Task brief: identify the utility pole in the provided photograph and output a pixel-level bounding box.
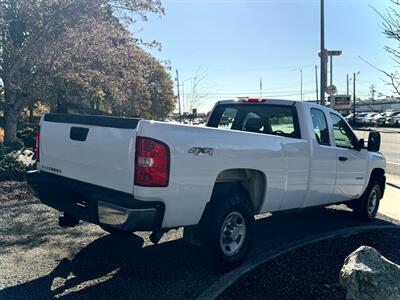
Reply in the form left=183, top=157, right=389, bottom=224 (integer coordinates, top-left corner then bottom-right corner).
left=353, top=72, right=356, bottom=124
left=175, top=70, right=182, bottom=123
left=329, top=56, right=333, bottom=86
left=320, top=0, right=326, bottom=106
left=299, top=68, right=303, bottom=101
left=346, top=73, right=349, bottom=95
left=315, top=65, right=319, bottom=104
left=260, top=77, right=263, bottom=98
left=370, top=84, right=376, bottom=101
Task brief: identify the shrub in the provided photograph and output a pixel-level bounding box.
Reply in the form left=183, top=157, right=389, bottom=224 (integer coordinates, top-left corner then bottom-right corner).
left=0, top=153, right=28, bottom=181
left=0, top=143, right=35, bottom=182
left=17, top=127, right=36, bottom=148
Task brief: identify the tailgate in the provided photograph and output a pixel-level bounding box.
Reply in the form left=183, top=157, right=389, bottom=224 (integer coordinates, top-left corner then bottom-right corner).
left=38, top=114, right=140, bottom=194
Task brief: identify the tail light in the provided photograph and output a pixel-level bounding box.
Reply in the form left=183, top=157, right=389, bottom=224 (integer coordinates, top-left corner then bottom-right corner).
left=35, top=126, right=40, bottom=162
left=134, top=137, right=170, bottom=187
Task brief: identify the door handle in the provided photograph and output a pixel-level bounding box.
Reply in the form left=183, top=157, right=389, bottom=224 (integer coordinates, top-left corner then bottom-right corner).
left=338, top=156, right=348, bottom=162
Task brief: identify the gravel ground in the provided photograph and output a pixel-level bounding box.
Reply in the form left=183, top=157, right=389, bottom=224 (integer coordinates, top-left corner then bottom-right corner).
left=218, top=228, right=400, bottom=300
left=0, top=180, right=398, bottom=300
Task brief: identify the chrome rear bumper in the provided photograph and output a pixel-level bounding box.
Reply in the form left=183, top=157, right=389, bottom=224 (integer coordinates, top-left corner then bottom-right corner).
left=27, top=170, right=164, bottom=232
left=98, top=201, right=158, bottom=230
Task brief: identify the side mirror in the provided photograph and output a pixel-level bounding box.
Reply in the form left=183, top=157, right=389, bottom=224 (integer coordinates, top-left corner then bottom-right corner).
left=367, top=131, right=381, bottom=152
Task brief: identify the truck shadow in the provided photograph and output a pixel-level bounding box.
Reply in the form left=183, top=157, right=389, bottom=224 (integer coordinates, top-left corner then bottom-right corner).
left=0, top=206, right=396, bottom=300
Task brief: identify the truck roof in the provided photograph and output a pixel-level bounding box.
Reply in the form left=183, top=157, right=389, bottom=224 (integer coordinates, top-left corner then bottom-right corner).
left=216, top=98, right=340, bottom=113
left=217, top=98, right=304, bottom=106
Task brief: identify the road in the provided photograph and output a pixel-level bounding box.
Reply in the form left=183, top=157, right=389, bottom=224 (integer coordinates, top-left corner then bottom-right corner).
left=354, top=129, right=400, bottom=176
left=0, top=182, right=398, bottom=300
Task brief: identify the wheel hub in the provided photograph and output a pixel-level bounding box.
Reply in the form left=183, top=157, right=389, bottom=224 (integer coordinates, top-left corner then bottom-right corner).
left=367, top=186, right=379, bottom=216
left=220, top=211, right=246, bottom=256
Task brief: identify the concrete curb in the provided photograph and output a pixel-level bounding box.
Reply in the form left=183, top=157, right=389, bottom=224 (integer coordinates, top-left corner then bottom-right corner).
left=354, top=127, right=400, bottom=134
left=196, top=223, right=399, bottom=300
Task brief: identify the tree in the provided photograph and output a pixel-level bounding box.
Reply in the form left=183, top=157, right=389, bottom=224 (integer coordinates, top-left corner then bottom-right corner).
left=143, top=53, right=175, bottom=120
left=0, top=0, right=165, bottom=144
left=370, top=1, right=400, bottom=96
left=181, top=70, right=209, bottom=115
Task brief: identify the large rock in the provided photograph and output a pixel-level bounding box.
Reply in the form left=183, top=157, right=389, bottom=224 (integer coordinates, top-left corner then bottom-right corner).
left=339, top=246, right=400, bottom=300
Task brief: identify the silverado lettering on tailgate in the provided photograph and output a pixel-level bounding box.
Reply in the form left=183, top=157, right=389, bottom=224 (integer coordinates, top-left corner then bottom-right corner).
left=41, top=165, right=62, bottom=174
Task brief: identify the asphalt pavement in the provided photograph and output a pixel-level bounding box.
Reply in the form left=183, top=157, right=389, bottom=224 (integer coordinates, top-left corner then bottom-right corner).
left=0, top=182, right=398, bottom=300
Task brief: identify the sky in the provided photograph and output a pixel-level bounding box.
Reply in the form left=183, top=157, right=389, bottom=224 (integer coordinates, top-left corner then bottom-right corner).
left=133, top=0, right=398, bottom=112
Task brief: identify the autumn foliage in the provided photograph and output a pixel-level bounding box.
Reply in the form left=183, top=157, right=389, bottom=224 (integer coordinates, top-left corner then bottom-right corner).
left=0, top=0, right=175, bottom=144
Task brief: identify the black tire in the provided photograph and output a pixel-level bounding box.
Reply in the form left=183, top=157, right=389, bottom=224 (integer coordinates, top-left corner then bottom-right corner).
left=202, top=184, right=255, bottom=270
left=100, top=224, right=131, bottom=235
left=352, top=180, right=382, bottom=221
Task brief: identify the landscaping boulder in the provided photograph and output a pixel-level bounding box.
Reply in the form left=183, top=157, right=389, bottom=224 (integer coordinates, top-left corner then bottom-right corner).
left=339, top=245, right=400, bottom=300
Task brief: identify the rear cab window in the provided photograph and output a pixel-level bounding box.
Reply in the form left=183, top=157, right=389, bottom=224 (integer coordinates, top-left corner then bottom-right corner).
left=310, top=108, right=330, bottom=146
left=207, top=103, right=301, bottom=139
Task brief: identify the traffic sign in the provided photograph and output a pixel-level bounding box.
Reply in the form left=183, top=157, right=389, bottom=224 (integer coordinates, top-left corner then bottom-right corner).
left=326, top=84, right=337, bottom=96
left=318, top=50, right=342, bottom=57
left=327, top=50, right=342, bottom=56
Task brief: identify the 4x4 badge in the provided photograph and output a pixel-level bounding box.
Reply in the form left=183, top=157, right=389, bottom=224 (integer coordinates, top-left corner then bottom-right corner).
left=188, top=147, right=214, bottom=156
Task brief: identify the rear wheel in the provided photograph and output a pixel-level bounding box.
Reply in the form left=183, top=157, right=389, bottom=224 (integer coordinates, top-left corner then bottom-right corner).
left=352, top=180, right=382, bottom=221
left=203, top=185, right=255, bottom=270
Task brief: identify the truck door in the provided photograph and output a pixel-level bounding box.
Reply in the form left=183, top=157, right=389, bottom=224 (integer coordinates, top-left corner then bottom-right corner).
left=303, top=108, right=337, bottom=207
left=329, top=113, right=368, bottom=202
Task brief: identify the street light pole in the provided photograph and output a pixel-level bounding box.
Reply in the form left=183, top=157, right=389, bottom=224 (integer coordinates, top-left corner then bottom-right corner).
left=182, top=82, right=185, bottom=114
left=175, top=70, right=182, bottom=124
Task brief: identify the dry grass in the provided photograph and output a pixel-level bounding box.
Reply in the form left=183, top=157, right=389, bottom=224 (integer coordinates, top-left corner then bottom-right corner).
left=0, top=128, right=4, bottom=144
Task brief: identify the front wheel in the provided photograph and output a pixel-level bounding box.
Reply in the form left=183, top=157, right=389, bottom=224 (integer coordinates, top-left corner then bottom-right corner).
left=203, top=185, right=255, bottom=270
left=352, top=180, right=382, bottom=221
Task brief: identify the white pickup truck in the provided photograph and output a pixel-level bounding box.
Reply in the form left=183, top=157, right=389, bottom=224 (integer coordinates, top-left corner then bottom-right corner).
left=28, top=99, right=386, bottom=269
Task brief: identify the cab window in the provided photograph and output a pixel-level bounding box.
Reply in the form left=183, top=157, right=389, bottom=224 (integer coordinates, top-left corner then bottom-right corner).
left=208, top=104, right=301, bottom=139
left=311, top=108, right=330, bottom=146
left=217, top=107, right=238, bottom=130
left=329, top=113, right=358, bottom=149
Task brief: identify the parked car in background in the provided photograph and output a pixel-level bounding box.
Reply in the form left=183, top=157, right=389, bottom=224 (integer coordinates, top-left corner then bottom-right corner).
left=344, top=113, right=355, bottom=123
left=363, top=113, right=379, bottom=126
left=371, top=113, right=386, bottom=127
left=393, top=114, right=400, bottom=127
left=345, top=112, right=365, bottom=126
left=385, top=111, right=400, bottom=127
left=355, top=112, right=373, bottom=125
